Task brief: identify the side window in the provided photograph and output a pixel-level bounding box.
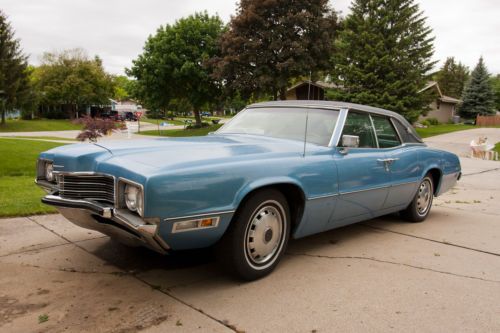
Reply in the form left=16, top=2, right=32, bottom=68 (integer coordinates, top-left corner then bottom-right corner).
left=341, top=112, right=377, bottom=148
left=371, top=115, right=401, bottom=148
left=392, top=118, right=422, bottom=143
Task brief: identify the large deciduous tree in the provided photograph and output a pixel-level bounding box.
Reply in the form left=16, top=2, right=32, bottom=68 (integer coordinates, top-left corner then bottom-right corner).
left=34, top=49, right=115, bottom=118
left=459, top=57, right=495, bottom=118
left=436, top=57, right=469, bottom=99
left=213, top=0, right=337, bottom=101
left=127, top=12, right=225, bottom=126
left=0, top=10, right=30, bottom=124
left=331, top=0, right=436, bottom=122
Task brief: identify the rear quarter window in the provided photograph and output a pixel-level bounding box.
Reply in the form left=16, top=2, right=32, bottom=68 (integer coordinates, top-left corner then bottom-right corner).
left=392, top=118, right=423, bottom=143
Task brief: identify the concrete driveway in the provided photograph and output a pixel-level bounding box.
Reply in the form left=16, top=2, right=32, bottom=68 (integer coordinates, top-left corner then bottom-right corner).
left=1, top=129, right=499, bottom=332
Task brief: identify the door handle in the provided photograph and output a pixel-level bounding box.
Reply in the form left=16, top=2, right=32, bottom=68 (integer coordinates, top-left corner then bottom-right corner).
left=377, top=158, right=399, bottom=164
left=377, top=158, right=399, bottom=172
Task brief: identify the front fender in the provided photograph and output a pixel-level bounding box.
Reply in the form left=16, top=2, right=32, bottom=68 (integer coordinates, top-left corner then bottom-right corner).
left=232, top=176, right=306, bottom=209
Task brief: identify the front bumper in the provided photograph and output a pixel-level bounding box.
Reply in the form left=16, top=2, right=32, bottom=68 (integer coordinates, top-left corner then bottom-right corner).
left=41, top=194, right=169, bottom=254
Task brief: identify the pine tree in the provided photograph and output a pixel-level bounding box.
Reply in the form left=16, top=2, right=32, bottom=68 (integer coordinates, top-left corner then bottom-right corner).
left=331, top=0, right=436, bottom=122
left=214, top=0, right=338, bottom=100
left=0, top=10, right=30, bottom=124
left=458, top=57, right=495, bottom=118
left=436, top=57, right=469, bottom=99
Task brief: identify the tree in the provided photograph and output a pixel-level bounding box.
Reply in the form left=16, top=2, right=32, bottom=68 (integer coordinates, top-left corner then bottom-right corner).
left=490, top=74, right=500, bottom=111
left=112, top=75, right=134, bottom=101
left=128, top=12, right=225, bottom=127
left=0, top=10, right=30, bottom=125
left=214, top=0, right=337, bottom=100
left=435, top=57, right=469, bottom=99
left=459, top=57, right=495, bottom=118
left=331, top=0, right=436, bottom=122
left=34, top=49, right=115, bottom=118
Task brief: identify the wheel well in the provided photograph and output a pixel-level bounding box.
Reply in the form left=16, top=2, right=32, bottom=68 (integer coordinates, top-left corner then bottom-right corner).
left=237, top=184, right=306, bottom=232
left=427, top=168, right=442, bottom=195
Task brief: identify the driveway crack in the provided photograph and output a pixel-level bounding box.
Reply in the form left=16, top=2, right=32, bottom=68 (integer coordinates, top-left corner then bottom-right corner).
left=462, top=167, right=500, bottom=177
left=287, top=252, right=500, bottom=284
left=26, top=216, right=238, bottom=332
left=362, top=224, right=500, bottom=257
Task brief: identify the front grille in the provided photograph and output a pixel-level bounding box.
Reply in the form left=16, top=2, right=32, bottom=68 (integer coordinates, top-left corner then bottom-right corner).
left=58, top=174, right=115, bottom=204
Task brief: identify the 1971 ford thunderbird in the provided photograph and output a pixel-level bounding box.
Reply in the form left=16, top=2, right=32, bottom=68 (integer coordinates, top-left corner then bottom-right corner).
left=36, top=101, right=461, bottom=280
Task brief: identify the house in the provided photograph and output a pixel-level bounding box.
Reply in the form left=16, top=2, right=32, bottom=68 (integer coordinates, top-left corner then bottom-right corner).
left=285, top=81, right=337, bottom=100
left=418, top=81, right=461, bottom=123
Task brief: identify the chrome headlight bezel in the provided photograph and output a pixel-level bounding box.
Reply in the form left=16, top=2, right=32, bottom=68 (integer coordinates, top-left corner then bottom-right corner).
left=118, top=178, right=144, bottom=217
left=37, top=159, right=56, bottom=183
left=45, top=162, right=54, bottom=182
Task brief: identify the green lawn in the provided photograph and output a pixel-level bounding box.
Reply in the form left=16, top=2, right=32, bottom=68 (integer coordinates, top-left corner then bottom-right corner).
left=12, top=136, right=77, bottom=141
left=416, top=124, right=477, bottom=138
left=0, top=119, right=82, bottom=132
left=0, top=138, right=67, bottom=217
left=494, top=142, right=500, bottom=156
left=139, top=117, right=185, bottom=126
left=139, top=124, right=223, bottom=137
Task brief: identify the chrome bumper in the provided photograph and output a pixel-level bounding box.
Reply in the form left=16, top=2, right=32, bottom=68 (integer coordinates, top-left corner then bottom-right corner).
left=41, top=195, right=169, bottom=254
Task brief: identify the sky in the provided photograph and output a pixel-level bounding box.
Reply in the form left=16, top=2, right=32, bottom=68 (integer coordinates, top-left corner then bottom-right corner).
left=2, top=0, right=500, bottom=75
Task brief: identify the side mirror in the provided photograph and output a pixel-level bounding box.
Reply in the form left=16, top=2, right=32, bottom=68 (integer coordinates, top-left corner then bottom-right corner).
left=341, top=135, right=359, bottom=148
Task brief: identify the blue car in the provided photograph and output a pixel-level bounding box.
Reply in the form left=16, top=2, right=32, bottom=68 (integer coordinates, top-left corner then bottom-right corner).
left=36, top=101, right=461, bottom=280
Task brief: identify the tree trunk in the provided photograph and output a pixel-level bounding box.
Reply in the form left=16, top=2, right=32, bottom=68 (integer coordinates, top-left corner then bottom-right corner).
left=194, top=109, right=202, bottom=127
left=272, top=89, right=278, bottom=101
left=1, top=105, right=5, bottom=125
left=279, top=87, right=287, bottom=100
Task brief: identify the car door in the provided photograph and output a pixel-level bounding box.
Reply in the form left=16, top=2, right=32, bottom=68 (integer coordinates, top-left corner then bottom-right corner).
left=330, top=111, right=391, bottom=227
left=372, top=116, right=422, bottom=209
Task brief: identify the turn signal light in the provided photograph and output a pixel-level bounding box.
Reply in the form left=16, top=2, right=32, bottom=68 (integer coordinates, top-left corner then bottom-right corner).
left=172, top=217, right=219, bottom=233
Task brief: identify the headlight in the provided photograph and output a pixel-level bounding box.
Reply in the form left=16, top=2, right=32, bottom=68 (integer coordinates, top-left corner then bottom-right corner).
left=45, top=162, right=54, bottom=182
left=124, top=184, right=143, bottom=216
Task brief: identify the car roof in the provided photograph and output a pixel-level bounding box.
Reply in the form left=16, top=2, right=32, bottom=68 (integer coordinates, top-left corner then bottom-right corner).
left=247, top=100, right=409, bottom=124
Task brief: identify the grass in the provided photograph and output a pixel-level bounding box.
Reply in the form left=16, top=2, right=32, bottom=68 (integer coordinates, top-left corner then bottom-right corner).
left=494, top=142, right=500, bottom=155
left=139, top=124, right=223, bottom=137
left=12, top=136, right=77, bottom=141
left=0, top=138, right=67, bottom=217
left=0, top=119, right=82, bottom=132
left=415, top=124, right=476, bottom=138
left=139, top=117, right=185, bottom=126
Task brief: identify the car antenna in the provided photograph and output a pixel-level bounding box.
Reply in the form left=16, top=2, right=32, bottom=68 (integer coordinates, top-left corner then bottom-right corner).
left=303, top=71, right=312, bottom=157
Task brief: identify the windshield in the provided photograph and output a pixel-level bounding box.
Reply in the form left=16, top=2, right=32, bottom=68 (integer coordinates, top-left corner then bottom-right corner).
left=217, top=107, right=339, bottom=146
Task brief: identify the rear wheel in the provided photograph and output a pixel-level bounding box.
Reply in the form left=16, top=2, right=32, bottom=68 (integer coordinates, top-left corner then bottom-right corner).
left=217, top=189, right=290, bottom=280
left=400, top=174, right=434, bottom=222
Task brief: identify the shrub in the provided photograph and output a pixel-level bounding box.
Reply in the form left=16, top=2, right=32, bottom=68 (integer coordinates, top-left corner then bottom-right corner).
left=186, top=122, right=209, bottom=129
left=74, top=116, right=125, bottom=142
left=427, top=117, right=439, bottom=125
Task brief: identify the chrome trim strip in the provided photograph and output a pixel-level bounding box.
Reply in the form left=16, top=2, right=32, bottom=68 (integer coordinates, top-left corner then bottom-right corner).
left=328, top=108, right=348, bottom=147
left=368, top=114, right=380, bottom=148
left=164, top=210, right=235, bottom=222
left=171, top=217, right=221, bottom=234
left=340, top=185, right=390, bottom=195
left=339, top=181, right=419, bottom=196
left=390, top=180, right=419, bottom=187
left=308, top=193, right=338, bottom=200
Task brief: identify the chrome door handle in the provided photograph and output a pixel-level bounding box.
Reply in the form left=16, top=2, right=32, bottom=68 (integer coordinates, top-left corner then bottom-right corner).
left=377, top=158, right=399, bottom=163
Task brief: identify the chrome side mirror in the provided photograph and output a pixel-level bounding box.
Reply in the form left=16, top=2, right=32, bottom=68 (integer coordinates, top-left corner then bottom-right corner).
left=339, top=135, right=359, bottom=155
left=341, top=135, right=359, bottom=148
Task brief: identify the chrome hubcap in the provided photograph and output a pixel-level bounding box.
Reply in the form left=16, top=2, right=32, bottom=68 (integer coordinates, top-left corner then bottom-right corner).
left=416, top=179, right=432, bottom=215
left=245, top=203, right=284, bottom=266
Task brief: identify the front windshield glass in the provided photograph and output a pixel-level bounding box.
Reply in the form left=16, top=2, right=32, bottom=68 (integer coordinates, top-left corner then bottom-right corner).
left=217, top=107, right=339, bottom=146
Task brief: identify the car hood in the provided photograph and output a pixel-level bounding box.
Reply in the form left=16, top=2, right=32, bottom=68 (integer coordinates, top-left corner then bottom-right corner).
left=95, top=134, right=309, bottom=172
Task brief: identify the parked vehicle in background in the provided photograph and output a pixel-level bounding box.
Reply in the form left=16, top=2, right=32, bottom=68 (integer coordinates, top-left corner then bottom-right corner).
left=125, top=112, right=138, bottom=121
left=102, top=111, right=124, bottom=121
left=36, top=101, right=461, bottom=280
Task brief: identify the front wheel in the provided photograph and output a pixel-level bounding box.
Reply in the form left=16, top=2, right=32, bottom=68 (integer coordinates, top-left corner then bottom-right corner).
left=217, top=189, right=290, bottom=280
left=400, top=174, right=434, bottom=222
